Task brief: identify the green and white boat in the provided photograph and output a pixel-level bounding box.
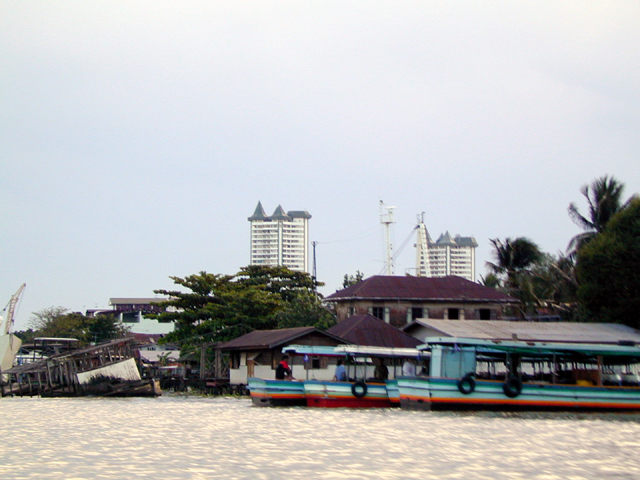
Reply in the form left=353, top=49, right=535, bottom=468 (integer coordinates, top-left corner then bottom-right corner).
left=398, top=337, right=640, bottom=411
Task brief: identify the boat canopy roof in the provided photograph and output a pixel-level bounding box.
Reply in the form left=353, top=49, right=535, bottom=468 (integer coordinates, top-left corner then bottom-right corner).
left=282, top=345, right=339, bottom=356
left=33, top=337, right=80, bottom=343
left=419, top=337, right=640, bottom=358
left=282, top=344, right=423, bottom=358
left=336, top=345, right=423, bottom=358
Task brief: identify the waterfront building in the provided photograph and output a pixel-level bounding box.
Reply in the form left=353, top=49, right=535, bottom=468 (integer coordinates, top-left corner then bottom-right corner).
left=415, top=222, right=477, bottom=281
left=325, top=275, right=517, bottom=329
left=248, top=202, right=312, bottom=273
left=87, top=298, right=174, bottom=335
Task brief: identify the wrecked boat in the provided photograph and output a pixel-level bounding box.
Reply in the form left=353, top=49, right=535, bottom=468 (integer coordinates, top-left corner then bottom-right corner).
left=1, top=337, right=161, bottom=398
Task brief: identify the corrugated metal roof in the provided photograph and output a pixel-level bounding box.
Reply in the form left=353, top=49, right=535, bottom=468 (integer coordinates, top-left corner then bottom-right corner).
left=327, top=314, right=422, bottom=348
left=109, top=298, right=167, bottom=305
left=408, top=320, right=640, bottom=344
left=325, top=276, right=516, bottom=303
left=217, top=326, right=344, bottom=350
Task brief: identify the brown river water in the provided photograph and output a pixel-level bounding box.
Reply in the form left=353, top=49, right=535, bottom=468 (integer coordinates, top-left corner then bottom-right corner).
left=1, top=396, right=639, bottom=479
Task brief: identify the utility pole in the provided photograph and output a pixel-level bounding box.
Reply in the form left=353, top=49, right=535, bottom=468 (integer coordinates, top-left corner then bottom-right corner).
left=312, top=241, right=318, bottom=291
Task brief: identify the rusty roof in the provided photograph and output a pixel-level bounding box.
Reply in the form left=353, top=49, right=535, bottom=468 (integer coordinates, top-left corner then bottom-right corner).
left=325, top=275, right=516, bottom=303
left=217, top=326, right=345, bottom=350
left=404, top=320, right=640, bottom=344
left=327, top=314, right=422, bottom=348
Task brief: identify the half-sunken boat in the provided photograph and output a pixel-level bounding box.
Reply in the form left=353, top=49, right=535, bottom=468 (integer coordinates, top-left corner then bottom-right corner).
left=1, top=338, right=161, bottom=397
left=397, top=337, right=640, bottom=411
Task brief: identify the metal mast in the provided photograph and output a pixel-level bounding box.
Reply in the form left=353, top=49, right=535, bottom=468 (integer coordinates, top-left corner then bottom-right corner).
left=379, top=201, right=396, bottom=275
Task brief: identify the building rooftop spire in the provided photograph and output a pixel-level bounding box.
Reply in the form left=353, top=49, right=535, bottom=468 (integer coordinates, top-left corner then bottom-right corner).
left=248, top=201, right=268, bottom=221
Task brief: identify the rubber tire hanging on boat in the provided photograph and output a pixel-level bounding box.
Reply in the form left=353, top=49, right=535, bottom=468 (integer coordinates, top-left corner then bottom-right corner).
left=457, top=373, right=476, bottom=395
left=502, top=377, right=523, bottom=398
left=351, top=380, right=368, bottom=398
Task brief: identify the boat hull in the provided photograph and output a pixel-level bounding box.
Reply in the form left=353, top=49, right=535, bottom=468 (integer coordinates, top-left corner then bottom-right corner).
left=304, top=380, right=391, bottom=408
left=248, top=378, right=306, bottom=407
left=398, top=377, right=640, bottom=412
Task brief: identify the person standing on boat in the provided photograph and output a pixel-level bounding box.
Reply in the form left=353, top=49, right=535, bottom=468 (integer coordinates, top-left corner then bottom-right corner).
left=373, top=358, right=389, bottom=381
left=402, top=359, right=416, bottom=376
left=333, top=359, right=346, bottom=381
left=275, top=355, right=293, bottom=380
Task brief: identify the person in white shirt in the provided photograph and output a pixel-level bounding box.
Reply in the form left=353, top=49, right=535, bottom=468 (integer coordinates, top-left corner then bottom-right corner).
left=402, top=359, right=416, bottom=376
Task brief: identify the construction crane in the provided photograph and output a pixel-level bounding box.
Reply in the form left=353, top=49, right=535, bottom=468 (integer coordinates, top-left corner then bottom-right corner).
left=2, top=283, right=26, bottom=335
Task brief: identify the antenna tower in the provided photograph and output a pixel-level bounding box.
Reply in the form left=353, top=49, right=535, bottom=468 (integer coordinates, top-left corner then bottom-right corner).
left=379, top=201, right=396, bottom=275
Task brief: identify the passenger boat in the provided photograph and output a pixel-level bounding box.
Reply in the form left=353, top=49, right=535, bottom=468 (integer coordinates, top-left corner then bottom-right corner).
left=397, top=337, right=640, bottom=411
left=247, top=378, right=306, bottom=407
left=248, top=345, right=423, bottom=408
left=247, top=345, right=337, bottom=407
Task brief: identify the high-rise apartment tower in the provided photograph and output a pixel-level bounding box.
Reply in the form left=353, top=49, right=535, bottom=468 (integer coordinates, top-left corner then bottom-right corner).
left=415, top=221, right=477, bottom=282
left=248, top=202, right=311, bottom=273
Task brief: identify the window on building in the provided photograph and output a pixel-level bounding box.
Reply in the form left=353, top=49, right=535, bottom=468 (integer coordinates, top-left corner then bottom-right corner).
left=407, top=307, right=425, bottom=323
left=448, top=308, right=460, bottom=320
left=478, top=308, right=491, bottom=320
left=304, top=357, right=327, bottom=370
left=370, top=307, right=385, bottom=320
left=230, top=352, right=240, bottom=369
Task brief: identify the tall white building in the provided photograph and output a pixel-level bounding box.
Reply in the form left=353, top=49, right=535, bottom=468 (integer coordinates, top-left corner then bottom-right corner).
left=416, top=222, right=477, bottom=282
left=248, top=202, right=312, bottom=273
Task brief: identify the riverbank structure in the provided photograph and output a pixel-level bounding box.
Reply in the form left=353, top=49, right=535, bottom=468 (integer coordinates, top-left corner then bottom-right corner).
left=248, top=202, right=311, bottom=273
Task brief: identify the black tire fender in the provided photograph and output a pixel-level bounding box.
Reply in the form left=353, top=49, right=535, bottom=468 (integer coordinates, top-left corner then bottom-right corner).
left=503, top=376, right=523, bottom=398
left=351, top=380, right=368, bottom=398
left=457, top=373, right=476, bottom=395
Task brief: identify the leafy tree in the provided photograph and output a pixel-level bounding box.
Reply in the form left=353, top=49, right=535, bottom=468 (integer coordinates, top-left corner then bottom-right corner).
left=479, top=273, right=500, bottom=289
left=568, top=175, right=637, bottom=257
left=342, top=271, right=364, bottom=288
left=487, top=237, right=543, bottom=288
left=24, top=307, right=128, bottom=345
left=28, top=306, right=70, bottom=331
left=576, top=198, right=640, bottom=328
left=527, top=253, right=578, bottom=320
left=486, top=237, right=543, bottom=316
left=273, top=294, right=336, bottom=330
left=150, top=266, right=333, bottom=347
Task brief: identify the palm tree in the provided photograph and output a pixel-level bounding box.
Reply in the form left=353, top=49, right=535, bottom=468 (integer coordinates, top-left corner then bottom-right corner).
left=567, top=175, right=636, bottom=256
left=486, top=237, right=543, bottom=317
left=486, top=237, right=543, bottom=286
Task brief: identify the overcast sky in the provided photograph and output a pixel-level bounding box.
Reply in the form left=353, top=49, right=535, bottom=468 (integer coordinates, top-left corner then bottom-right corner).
left=2, top=2, right=639, bottom=330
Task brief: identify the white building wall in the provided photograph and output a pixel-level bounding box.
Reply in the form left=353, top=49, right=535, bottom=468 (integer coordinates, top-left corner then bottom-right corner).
left=416, top=223, right=477, bottom=282
left=249, top=204, right=311, bottom=273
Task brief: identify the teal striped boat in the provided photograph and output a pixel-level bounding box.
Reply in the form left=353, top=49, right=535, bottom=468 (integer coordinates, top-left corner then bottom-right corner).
left=398, top=337, right=640, bottom=412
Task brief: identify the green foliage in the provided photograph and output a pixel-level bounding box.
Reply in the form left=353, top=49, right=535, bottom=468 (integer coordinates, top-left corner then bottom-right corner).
left=342, top=271, right=364, bottom=288
left=273, top=294, right=337, bottom=330
left=23, top=307, right=128, bottom=345
left=568, top=175, right=637, bottom=257
left=484, top=237, right=579, bottom=318
left=150, top=266, right=334, bottom=348
left=576, top=198, right=640, bottom=328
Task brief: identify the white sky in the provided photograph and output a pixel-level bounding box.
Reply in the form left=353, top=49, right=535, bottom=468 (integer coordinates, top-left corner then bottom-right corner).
left=2, top=2, right=639, bottom=330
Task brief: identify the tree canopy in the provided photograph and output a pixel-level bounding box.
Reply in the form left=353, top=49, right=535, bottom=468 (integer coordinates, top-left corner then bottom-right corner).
left=342, top=270, right=364, bottom=288
left=485, top=237, right=544, bottom=317
left=150, top=266, right=335, bottom=347
left=568, top=175, right=637, bottom=257
left=16, top=307, right=128, bottom=345
left=576, top=198, right=640, bottom=329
